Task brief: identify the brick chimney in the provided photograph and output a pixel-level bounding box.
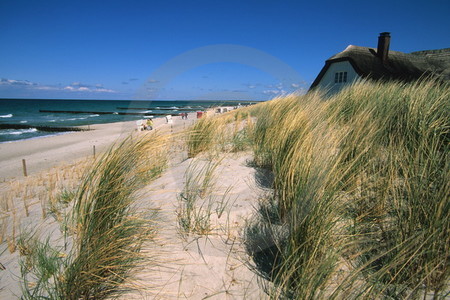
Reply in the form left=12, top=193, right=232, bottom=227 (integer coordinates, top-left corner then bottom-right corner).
left=377, top=32, right=391, bottom=63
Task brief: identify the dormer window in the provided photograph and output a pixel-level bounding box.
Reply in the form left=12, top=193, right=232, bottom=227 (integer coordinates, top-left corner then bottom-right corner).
left=334, top=72, right=347, bottom=83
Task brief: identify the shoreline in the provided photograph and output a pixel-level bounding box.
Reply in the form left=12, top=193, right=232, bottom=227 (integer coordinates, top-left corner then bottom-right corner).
left=0, top=112, right=197, bottom=180
left=0, top=115, right=166, bottom=145
left=0, top=131, right=72, bottom=145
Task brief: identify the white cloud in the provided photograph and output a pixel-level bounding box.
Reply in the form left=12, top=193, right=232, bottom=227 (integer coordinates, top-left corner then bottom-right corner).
left=64, top=84, right=115, bottom=93
left=147, top=79, right=159, bottom=83
left=1, top=77, right=116, bottom=94
left=35, top=86, right=59, bottom=91
left=263, top=89, right=275, bottom=94
left=95, top=88, right=115, bottom=93
left=290, top=81, right=309, bottom=90
left=0, top=78, right=35, bottom=86
left=263, top=89, right=287, bottom=96
left=265, top=83, right=284, bottom=90
left=243, top=83, right=260, bottom=89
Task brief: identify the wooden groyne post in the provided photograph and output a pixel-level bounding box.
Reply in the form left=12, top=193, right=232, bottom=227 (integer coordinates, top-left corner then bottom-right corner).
left=22, top=159, right=28, bottom=177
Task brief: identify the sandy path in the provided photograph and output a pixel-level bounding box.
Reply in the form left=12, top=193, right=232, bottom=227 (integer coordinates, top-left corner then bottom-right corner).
left=125, top=153, right=269, bottom=299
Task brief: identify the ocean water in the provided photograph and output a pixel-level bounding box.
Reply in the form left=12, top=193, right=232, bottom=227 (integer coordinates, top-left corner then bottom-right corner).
left=0, top=99, right=255, bottom=143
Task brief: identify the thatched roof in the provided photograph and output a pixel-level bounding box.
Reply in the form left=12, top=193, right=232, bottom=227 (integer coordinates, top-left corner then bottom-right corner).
left=310, top=45, right=450, bottom=89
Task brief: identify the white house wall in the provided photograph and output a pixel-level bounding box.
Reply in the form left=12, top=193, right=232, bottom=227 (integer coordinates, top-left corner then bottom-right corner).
left=317, top=61, right=359, bottom=94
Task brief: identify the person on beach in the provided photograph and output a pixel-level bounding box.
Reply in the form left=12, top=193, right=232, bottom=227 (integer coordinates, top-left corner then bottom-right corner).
left=146, top=118, right=153, bottom=130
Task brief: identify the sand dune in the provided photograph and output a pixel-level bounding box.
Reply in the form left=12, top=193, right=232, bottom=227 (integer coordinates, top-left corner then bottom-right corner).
left=0, top=110, right=267, bottom=299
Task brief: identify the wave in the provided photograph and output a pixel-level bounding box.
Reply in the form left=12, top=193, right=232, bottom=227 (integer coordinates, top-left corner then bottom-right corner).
left=0, top=128, right=38, bottom=135
left=0, top=114, right=13, bottom=118
left=20, top=120, right=28, bottom=123
left=89, top=114, right=100, bottom=117
left=66, top=117, right=87, bottom=121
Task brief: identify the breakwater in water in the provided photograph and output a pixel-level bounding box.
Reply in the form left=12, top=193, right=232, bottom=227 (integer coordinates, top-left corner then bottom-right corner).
left=0, top=123, right=88, bottom=132
left=39, top=109, right=173, bottom=116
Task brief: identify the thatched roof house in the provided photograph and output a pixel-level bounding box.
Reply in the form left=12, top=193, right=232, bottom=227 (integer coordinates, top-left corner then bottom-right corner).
left=310, top=32, right=450, bottom=93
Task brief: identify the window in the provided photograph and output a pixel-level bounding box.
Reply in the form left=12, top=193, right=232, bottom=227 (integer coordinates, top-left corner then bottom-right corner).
left=334, top=71, right=348, bottom=83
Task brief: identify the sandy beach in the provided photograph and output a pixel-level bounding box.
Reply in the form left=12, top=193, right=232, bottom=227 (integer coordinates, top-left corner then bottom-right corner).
left=0, top=114, right=196, bottom=180
left=0, top=109, right=267, bottom=299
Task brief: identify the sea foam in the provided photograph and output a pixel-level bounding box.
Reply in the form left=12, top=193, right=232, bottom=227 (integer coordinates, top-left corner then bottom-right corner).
left=0, top=128, right=38, bottom=135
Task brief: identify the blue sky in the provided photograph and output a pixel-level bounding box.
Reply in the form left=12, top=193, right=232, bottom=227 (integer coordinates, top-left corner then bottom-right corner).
left=1, top=0, right=449, bottom=100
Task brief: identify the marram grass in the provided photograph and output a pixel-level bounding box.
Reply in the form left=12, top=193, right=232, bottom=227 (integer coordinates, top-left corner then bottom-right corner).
left=187, top=109, right=254, bottom=157
left=245, top=79, right=449, bottom=299
left=20, top=133, right=168, bottom=299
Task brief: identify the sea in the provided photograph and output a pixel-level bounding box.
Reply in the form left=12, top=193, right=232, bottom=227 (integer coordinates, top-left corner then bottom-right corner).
left=0, top=99, right=256, bottom=143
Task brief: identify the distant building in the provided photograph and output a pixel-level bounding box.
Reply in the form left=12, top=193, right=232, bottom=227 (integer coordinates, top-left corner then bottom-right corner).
left=310, top=32, right=450, bottom=94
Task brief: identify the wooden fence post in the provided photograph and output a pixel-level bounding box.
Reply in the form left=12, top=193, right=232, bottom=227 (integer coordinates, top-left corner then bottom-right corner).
left=22, top=159, right=27, bottom=177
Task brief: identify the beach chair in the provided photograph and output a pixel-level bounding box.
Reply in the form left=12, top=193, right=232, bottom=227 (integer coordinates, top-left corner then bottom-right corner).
left=136, top=120, right=144, bottom=131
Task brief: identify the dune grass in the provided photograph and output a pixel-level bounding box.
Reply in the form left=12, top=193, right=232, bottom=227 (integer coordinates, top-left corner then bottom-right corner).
left=177, top=158, right=220, bottom=235
left=177, top=156, right=237, bottom=236
left=242, top=79, right=449, bottom=298
left=187, top=110, right=253, bottom=157
left=19, top=133, right=168, bottom=299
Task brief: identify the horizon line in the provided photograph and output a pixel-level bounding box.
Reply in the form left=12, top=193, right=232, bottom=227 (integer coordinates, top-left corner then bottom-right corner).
left=0, top=98, right=265, bottom=102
